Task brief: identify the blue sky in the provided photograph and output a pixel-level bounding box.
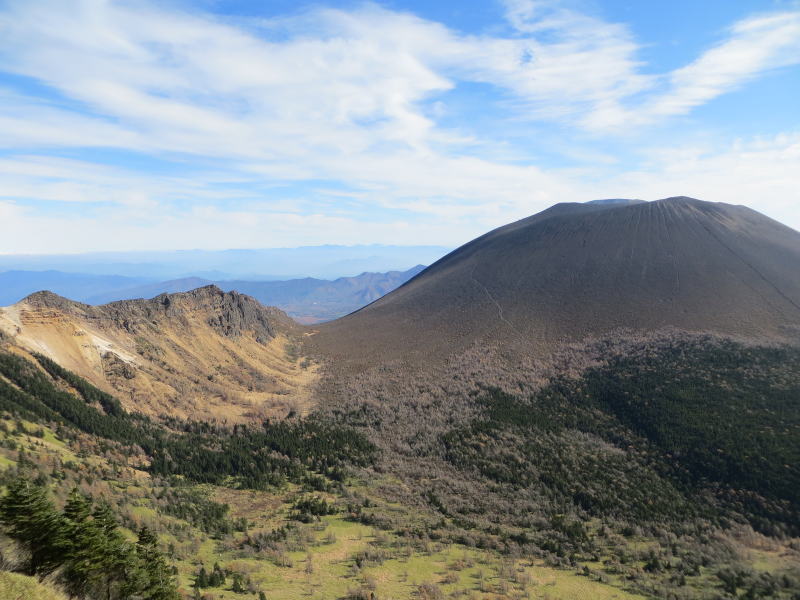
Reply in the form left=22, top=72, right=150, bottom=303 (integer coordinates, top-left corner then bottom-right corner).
left=0, top=0, right=798, bottom=253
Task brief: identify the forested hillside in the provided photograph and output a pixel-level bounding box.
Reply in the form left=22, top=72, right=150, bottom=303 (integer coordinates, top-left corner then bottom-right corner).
left=2, top=330, right=800, bottom=598
left=316, top=332, right=800, bottom=598
left=438, top=339, right=800, bottom=534
left=0, top=346, right=652, bottom=600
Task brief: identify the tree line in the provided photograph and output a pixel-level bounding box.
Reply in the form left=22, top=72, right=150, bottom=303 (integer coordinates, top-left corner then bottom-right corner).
left=0, top=349, right=377, bottom=492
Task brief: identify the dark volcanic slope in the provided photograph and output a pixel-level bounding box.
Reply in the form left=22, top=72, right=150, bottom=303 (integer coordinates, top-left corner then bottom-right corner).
left=313, top=197, right=800, bottom=365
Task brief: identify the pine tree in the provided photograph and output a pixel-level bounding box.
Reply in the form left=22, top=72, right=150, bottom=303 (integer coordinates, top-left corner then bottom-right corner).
left=92, top=501, right=118, bottom=535
left=63, top=488, right=92, bottom=522
left=61, top=506, right=107, bottom=597
left=0, top=478, right=178, bottom=600
left=135, top=526, right=180, bottom=600
left=0, top=477, right=66, bottom=575
left=88, top=502, right=137, bottom=600
left=232, top=573, right=245, bottom=593
left=62, top=489, right=129, bottom=598
left=195, top=566, right=209, bottom=588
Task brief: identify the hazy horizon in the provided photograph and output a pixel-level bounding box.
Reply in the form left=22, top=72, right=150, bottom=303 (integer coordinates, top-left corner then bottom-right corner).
left=0, top=244, right=449, bottom=290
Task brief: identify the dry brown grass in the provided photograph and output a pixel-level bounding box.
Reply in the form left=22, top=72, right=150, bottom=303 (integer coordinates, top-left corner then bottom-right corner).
left=0, top=572, right=69, bottom=600
left=0, top=289, right=319, bottom=422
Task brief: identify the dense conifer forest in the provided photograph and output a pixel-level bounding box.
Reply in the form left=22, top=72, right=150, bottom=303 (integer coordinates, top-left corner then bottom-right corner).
left=0, top=350, right=376, bottom=490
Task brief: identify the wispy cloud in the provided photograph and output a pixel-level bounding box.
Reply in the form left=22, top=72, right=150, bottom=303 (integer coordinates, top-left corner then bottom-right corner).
left=496, top=0, right=653, bottom=121
left=583, top=11, right=800, bottom=130
left=0, top=0, right=797, bottom=252
left=1, top=131, right=798, bottom=253
left=3, top=1, right=795, bottom=154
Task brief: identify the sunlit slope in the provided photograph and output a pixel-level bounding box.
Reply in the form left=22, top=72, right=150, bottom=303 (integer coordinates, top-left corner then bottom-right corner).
left=0, top=285, right=316, bottom=421
left=0, top=572, right=69, bottom=600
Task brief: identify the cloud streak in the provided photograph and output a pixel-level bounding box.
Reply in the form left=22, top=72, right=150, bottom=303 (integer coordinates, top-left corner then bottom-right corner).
left=584, top=11, right=800, bottom=130
left=0, top=0, right=797, bottom=252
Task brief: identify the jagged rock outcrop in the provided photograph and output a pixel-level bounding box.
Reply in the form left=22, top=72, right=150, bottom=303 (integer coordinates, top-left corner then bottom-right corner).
left=22, top=285, right=294, bottom=345
left=0, top=286, right=315, bottom=422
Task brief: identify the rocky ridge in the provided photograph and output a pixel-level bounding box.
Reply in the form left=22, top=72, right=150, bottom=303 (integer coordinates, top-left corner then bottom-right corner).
left=0, top=286, right=313, bottom=422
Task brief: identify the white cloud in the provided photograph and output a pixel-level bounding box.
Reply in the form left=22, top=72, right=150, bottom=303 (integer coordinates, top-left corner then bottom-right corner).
left=0, top=155, right=255, bottom=210
left=597, top=132, right=800, bottom=227
left=0, top=0, right=797, bottom=253
left=4, top=0, right=793, bottom=162
left=584, top=11, right=800, bottom=130
left=662, top=12, right=800, bottom=111
left=496, top=0, right=653, bottom=119
left=1, top=132, right=797, bottom=254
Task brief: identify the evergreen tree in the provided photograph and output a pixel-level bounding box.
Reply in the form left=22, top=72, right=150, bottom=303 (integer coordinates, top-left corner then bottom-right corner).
left=63, top=487, right=92, bottom=522
left=195, top=566, right=209, bottom=588
left=0, top=477, right=66, bottom=575
left=89, top=503, right=137, bottom=600
left=232, top=573, right=245, bottom=593
left=92, top=501, right=119, bottom=535
left=102, top=539, right=139, bottom=600
left=135, top=526, right=180, bottom=600
left=61, top=503, right=108, bottom=598
left=0, top=475, right=180, bottom=600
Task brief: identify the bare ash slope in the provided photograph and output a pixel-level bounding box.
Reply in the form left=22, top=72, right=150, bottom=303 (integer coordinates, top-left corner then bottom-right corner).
left=311, top=197, right=800, bottom=366
left=0, top=285, right=317, bottom=421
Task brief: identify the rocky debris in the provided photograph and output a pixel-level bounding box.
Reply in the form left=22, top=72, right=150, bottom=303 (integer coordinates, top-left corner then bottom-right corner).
left=102, top=352, right=137, bottom=380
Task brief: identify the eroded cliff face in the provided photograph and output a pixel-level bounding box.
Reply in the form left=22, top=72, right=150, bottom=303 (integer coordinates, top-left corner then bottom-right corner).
left=0, top=286, right=317, bottom=422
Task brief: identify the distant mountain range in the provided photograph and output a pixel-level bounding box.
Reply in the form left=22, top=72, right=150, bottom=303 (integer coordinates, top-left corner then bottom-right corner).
left=0, top=270, right=150, bottom=306
left=0, top=265, right=426, bottom=323
left=0, top=244, right=449, bottom=280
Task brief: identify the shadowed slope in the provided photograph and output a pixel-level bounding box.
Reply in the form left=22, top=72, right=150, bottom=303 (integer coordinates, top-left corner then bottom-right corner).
left=312, top=197, right=800, bottom=366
